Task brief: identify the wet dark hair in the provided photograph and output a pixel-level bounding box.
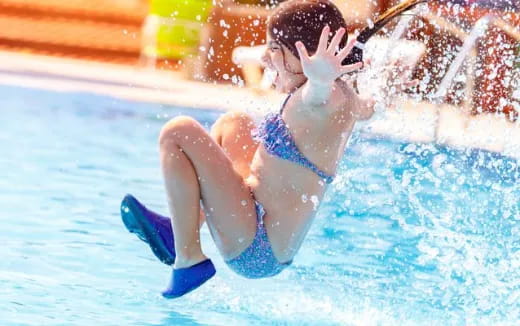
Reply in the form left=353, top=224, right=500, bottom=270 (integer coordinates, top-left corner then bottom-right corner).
left=268, top=0, right=347, bottom=62
left=267, top=0, right=427, bottom=65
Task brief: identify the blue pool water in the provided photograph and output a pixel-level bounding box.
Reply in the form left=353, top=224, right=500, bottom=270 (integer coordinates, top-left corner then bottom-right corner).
left=1, top=85, right=519, bottom=325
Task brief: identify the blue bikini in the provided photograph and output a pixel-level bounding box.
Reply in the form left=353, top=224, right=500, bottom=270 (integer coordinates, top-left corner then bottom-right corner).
left=225, top=93, right=335, bottom=278
left=225, top=201, right=293, bottom=278
left=252, top=93, right=335, bottom=184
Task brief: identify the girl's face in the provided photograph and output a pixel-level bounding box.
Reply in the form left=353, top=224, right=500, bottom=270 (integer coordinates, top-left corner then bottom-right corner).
left=261, top=35, right=307, bottom=92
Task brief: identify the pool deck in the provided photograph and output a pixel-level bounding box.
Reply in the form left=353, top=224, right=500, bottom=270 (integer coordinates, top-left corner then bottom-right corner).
left=1, top=50, right=519, bottom=159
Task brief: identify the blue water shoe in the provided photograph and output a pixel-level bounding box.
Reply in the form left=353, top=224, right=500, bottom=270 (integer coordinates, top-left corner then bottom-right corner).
left=162, top=259, right=216, bottom=299
left=121, top=194, right=175, bottom=265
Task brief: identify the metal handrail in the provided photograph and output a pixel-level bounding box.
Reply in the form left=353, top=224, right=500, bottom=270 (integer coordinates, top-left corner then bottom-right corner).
left=418, top=12, right=519, bottom=105
left=432, top=16, right=491, bottom=102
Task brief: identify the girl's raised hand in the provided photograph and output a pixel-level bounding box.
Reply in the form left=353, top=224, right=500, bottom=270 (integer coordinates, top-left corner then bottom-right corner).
left=295, top=26, right=364, bottom=85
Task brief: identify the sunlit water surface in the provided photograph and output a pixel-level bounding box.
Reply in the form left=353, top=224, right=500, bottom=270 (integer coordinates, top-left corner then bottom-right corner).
left=1, top=86, right=519, bottom=325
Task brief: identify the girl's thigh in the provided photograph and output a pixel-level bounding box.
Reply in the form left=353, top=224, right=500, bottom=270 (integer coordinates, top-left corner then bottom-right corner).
left=160, top=116, right=258, bottom=259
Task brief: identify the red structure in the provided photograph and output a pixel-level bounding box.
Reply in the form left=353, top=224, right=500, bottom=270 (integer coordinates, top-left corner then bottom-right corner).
left=0, top=0, right=147, bottom=63
left=424, top=3, right=519, bottom=119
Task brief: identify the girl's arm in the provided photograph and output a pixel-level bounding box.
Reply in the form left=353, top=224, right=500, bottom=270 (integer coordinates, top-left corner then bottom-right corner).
left=295, top=26, right=363, bottom=108
left=301, top=79, right=335, bottom=108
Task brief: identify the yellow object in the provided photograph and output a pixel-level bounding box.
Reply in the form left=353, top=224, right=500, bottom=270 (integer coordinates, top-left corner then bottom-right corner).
left=143, top=0, right=214, bottom=59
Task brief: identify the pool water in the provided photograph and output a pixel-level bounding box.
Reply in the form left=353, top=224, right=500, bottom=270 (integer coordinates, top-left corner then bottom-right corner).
left=1, top=85, right=519, bottom=325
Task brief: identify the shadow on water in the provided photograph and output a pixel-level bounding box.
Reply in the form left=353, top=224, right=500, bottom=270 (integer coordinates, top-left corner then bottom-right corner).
left=153, top=311, right=208, bottom=326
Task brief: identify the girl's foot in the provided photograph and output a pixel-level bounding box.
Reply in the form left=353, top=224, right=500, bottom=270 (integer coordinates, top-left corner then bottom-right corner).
left=120, top=194, right=176, bottom=265
left=162, top=259, right=216, bottom=299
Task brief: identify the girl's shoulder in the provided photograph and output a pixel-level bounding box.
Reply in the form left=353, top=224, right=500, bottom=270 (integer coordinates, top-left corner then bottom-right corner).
left=329, top=79, right=358, bottom=112
left=328, top=79, right=363, bottom=126
left=334, top=79, right=358, bottom=100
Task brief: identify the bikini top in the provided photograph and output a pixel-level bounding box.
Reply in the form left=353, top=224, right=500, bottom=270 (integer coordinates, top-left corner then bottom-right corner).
left=252, top=93, right=335, bottom=184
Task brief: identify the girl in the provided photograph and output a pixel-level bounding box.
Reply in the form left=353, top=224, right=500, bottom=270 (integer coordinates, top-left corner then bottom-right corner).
left=122, top=0, right=423, bottom=298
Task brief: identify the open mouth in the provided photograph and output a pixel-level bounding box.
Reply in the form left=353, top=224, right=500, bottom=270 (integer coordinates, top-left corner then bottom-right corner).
left=263, top=68, right=278, bottom=87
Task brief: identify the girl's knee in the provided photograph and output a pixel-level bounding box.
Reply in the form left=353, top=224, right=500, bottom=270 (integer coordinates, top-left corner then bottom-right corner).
left=211, top=111, right=254, bottom=140
left=229, top=111, right=255, bottom=127
left=159, top=116, right=203, bottom=148
left=216, top=111, right=254, bottom=128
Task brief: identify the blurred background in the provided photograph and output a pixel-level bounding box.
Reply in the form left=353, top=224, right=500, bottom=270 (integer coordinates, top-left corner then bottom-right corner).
left=0, top=0, right=518, bottom=119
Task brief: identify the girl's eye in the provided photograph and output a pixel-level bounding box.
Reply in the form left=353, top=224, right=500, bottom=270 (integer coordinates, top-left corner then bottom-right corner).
left=267, top=42, right=281, bottom=52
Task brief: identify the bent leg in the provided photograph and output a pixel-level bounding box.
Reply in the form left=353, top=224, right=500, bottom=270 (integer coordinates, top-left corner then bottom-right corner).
left=123, top=112, right=257, bottom=267
left=160, top=130, right=206, bottom=268
left=159, top=116, right=257, bottom=268
left=197, top=111, right=258, bottom=226
left=210, top=111, right=258, bottom=180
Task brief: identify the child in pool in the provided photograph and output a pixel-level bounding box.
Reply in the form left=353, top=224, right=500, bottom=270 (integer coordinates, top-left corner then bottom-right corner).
left=121, top=0, right=423, bottom=298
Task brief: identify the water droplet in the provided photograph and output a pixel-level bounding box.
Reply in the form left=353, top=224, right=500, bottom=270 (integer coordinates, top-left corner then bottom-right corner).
left=310, top=196, right=319, bottom=210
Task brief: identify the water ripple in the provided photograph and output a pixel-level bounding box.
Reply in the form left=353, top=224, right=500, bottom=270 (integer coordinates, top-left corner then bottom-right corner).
left=0, top=86, right=518, bottom=325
